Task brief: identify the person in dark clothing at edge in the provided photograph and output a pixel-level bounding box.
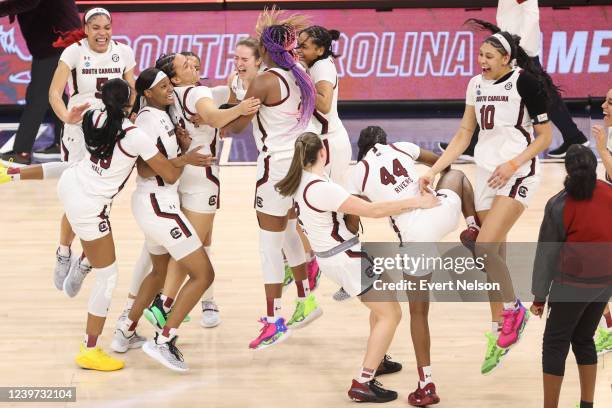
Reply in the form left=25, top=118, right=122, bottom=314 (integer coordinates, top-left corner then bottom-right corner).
left=439, top=0, right=589, bottom=160
left=530, top=144, right=612, bottom=408
left=0, top=0, right=80, bottom=166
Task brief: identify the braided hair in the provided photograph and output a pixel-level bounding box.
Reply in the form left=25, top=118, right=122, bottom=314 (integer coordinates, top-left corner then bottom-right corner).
left=357, top=126, right=388, bottom=161
left=564, top=144, right=598, bottom=200
left=465, top=18, right=561, bottom=106
left=82, top=78, right=130, bottom=160
left=299, top=25, right=341, bottom=65
left=155, top=53, right=178, bottom=79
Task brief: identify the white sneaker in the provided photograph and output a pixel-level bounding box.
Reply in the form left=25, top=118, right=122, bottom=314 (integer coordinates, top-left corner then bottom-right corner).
left=200, top=300, right=221, bottom=328
left=116, top=308, right=131, bottom=330
left=111, top=329, right=146, bottom=353
left=54, top=248, right=72, bottom=291
left=63, top=257, right=91, bottom=297
left=142, top=335, right=188, bottom=372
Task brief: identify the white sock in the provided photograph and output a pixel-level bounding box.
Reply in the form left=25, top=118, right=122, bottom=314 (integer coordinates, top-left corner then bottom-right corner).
left=298, top=278, right=310, bottom=300
left=419, top=366, right=433, bottom=387
left=80, top=255, right=91, bottom=267
left=491, top=321, right=501, bottom=336
left=503, top=300, right=518, bottom=311
left=119, top=318, right=135, bottom=336
left=124, top=297, right=135, bottom=311
left=466, top=216, right=480, bottom=229
left=58, top=245, right=70, bottom=257
left=355, top=367, right=375, bottom=384
left=157, top=327, right=177, bottom=344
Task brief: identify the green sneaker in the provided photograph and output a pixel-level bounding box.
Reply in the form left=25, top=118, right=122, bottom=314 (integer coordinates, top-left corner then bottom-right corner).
left=595, top=327, right=612, bottom=355
left=481, top=332, right=508, bottom=375
left=283, top=264, right=294, bottom=287
left=143, top=303, right=190, bottom=329
left=287, top=294, right=323, bottom=329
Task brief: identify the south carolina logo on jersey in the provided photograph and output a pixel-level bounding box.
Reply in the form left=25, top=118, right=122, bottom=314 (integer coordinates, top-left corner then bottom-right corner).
left=208, top=195, right=217, bottom=207
left=518, top=186, right=528, bottom=198
left=170, top=227, right=183, bottom=239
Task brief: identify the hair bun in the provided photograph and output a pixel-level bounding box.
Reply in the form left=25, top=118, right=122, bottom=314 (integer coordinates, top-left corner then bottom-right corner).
left=329, top=29, right=341, bottom=41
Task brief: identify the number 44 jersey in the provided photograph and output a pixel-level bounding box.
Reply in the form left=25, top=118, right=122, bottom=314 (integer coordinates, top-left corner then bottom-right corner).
left=60, top=39, right=136, bottom=110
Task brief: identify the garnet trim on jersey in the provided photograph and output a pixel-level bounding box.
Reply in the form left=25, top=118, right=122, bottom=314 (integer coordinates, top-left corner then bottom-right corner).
left=313, top=110, right=329, bottom=135
left=361, top=160, right=370, bottom=192
left=390, top=216, right=403, bottom=245
left=149, top=193, right=192, bottom=237
left=71, top=69, right=79, bottom=95
left=61, top=138, right=69, bottom=162
left=263, top=70, right=290, bottom=107
left=97, top=204, right=111, bottom=231
left=254, top=155, right=270, bottom=209
left=509, top=100, right=536, bottom=199
left=322, top=138, right=330, bottom=165
left=256, top=112, right=268, bottom=152
left=182, top=87, right=196, bottom=116
left=205, top=167, right=220, bottom=209
left=303, top=179, right=325, bottom=213
left=389, top=143, right=416, bottom=160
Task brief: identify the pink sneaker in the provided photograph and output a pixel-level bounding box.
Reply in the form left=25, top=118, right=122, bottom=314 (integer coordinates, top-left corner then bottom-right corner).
left=460, top=226, right=479, bottom=254
left=307, top=258, right=321, bottom=291
left=248, top=317, right=290, bottom=350
left=497, top=300, right=529, bottom=349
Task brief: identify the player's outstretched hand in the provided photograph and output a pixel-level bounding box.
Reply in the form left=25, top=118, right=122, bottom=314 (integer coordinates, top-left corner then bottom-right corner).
left=184, top=146, right=216, bottom=167
left=175, top=125, right=192, bottom=152
left=239, top=97, right=261, bottom=115
left=417, top=192, right=441, bottom=209
left=65, top=102, right=91, bottom=124
left=488, top=162, right=515, bottom=189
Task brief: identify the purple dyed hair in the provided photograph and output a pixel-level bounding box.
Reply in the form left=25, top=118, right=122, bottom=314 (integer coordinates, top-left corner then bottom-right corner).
left=261, top=24, right=315, bottom=129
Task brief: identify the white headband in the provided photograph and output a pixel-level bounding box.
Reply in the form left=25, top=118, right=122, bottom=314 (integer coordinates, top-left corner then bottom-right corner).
left=85, top=8, right=111, bottom=23
left=491, top=33, right=512, bottom=58
left=148, top=71, right=168, bottom=90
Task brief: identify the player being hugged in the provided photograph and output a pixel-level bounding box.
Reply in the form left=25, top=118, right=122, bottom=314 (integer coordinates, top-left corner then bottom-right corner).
left=56, top=78, right=211, bottom=371
left=420, top=19, right=555, bottom=374
left=276, top=132, right=440, bottom=403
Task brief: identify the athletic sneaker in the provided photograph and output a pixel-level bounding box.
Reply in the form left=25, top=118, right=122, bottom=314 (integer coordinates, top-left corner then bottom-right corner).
left=142, top=334, right=188, bottom=372
left=110, top=329, right=146, bottom=353
left=75, top=344, right=124, bottom=371
left=143, top=295, right=167, bottom=331
left=287, top=294, right=323, bottom=329
left=116, top=307, right=130, bottom=330
left=376, top=354, right=402, bottom=376
left=0, top=151, right=30, bottom=167
left=437, top=142, right=474, bottom=162
left=307, top=258, right=322, bottom=291
left=200, top=300, right=221, bottom=328
left=481, top=332, right=508, bottom=375
left=282, top=264, right=294, bottom=290
left=407, top=382, right=440, bottom=407
left=33, top=143, right=61, bottom=160
left=595, top=327, right=612, bottom=355
left=63, top=256, right=91, bottom=297
left=459, top=226, right=479, bottom=255
left=497, top=300, right=529, bottom=349
left=347, top=379, right=398, bottom=403
left=333, top=287, right=351, bottom=302
left=0, top=161, right=11, bottom=184
left=547, top=139, right=589, bottom=159
left=54, top=248, right=72, bottom=291
left=248, top=317, right=290, bottom=350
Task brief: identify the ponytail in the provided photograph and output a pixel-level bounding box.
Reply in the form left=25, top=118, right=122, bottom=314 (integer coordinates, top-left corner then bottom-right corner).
left=357, top=126, right=388, bottom=161
left=564, top=144, right=597, bottom=200
left=276, top=132, right=323, bottom=197
left=83, top=78, right=130, bottom=160
left=465, top=18, right=561, bottom=106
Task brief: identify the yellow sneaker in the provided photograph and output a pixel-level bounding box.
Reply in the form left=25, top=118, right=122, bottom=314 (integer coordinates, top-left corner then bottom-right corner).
left=75, top=344, right=125, bottom=371
left=0, top=161, right=11, bottom=184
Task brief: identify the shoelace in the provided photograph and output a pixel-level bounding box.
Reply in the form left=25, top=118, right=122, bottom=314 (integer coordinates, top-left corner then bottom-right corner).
left=167, top=337, right=184, bottom=362
left=371, top=379, right=384, bottom=388
left=501, top=309, right=516, bottom=333
left=257, top=318, right=271, bottom=334
left=292, top=301, right=305, bottom=320
left=485, top=334, right=497, bottom=358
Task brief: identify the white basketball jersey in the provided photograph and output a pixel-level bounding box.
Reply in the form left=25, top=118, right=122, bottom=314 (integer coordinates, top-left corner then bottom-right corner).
left=466, top=69, right=538, bottom=176
left=75, top=110, right=159, bottom=199
left=496, top=0, right=541, bottom=57
left=252, top=68, right=303, bottom=156
left=60, top=39, right=136, bottom=110
left=294, top=171, right=355, bottom=252
left=134, top=107, right=181, bottom=195
left=346, top=142, right=421, bottom=234
left=169, top=85, right=218, bottom=156
left=230, top=74, right=247, bottom=101
left=306, top=57, right=343, bottom=137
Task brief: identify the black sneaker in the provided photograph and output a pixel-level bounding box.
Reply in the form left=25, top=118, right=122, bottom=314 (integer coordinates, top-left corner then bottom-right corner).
left=0, top=151, right=31, bottom=166
left=436, top=142, right=474, bottom=162
left=547, top=140, right=590, bottom=158
left=33, top=143, right=61, bottom=160
left=348, top=379, right=398, bottom=403
left=376, top=354, right=402, bottom=376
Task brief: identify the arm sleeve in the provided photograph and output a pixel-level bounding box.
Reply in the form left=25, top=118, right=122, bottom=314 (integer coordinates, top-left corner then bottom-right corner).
left=121, top=44, right=137, bottom=72
left=310, top=59, right=337, bottom=86
left=531, top=191, right=567, bottom=301
left=394, top=142, right=420, bottom=160
left=59, top=44, right=80, bottom=70
left=307, top=182, right=351, bottom=212
left=125, top=128, right=159, bottom=161
left=345, top=162, right=366, bottom=195
left=517, top=71, right=549, bottom=124
left=186, top=86, right=214, bottom=113
left=465, top=76, right=477, bottom=106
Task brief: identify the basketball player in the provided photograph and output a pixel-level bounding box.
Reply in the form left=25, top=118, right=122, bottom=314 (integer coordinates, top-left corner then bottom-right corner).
left=276, top=132, right=440, bottom=402
left=129, top=52, right=259, bottom=331
left=347, top=125, right=479, bottom=405
left=56, top=78, right=211, bottom=371
left=110, top=68, right=216, bottom=371
left=420, top=20, right=555, bottom=374
left=223, top=8, right=324, bottom=349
